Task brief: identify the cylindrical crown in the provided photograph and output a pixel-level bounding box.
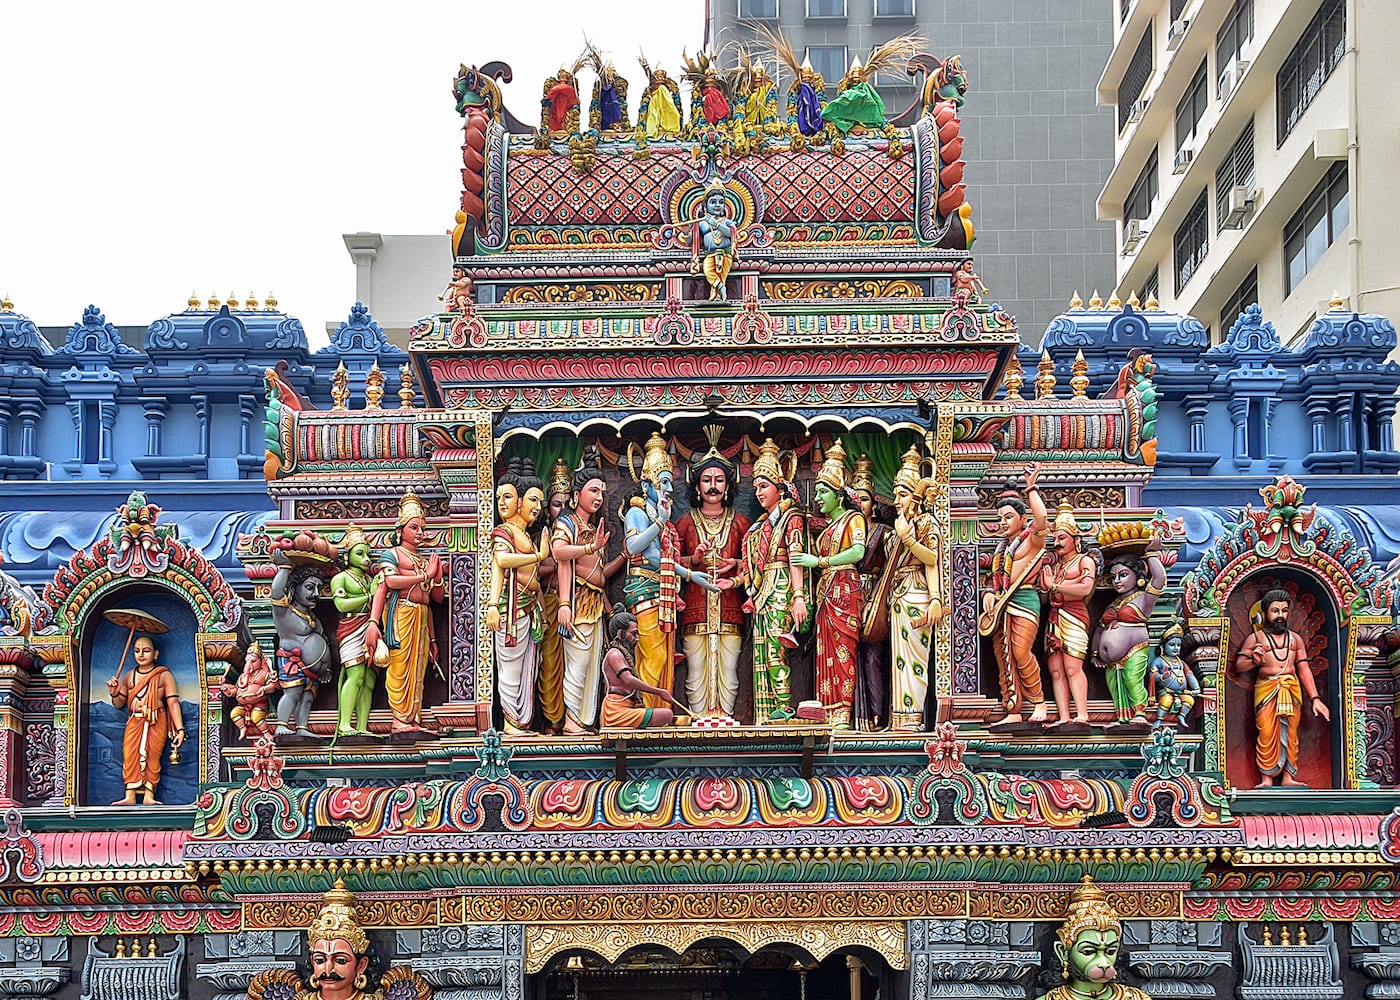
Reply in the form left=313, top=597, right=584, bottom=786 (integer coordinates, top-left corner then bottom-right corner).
left=815, top=439, right=849, bottom=493
left=751, top=438, right=784, bottom=484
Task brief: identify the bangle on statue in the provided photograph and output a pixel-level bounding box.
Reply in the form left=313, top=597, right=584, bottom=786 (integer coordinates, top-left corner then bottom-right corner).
left=818, top=556, right=829, bottom=569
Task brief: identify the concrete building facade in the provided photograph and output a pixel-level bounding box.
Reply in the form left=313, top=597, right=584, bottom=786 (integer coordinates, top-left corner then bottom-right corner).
left=705, top=0, right=1118, bottom=339
left=1097, top=0, right=1400, bottom=344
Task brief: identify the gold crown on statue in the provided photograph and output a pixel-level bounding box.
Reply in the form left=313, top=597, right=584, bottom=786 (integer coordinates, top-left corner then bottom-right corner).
left=1052, top=500, right=1081, bottom=536
left=815, top=439, right=849, bottom=493
left=396, top=488, right=425, bottom=526
left=341, top=524, right=368, bottom=550
left=751, top=438, right=785, bottom=484
left=893, top=445, right=922, bottom=493
left=548, top=456, right=573, bottom=499
left=1056, top=876, right=1121, bottom=948
left=851, top=453, right=875, bottom=495
left=307, top=879, right=369, bottom=955
left=641, top=430, right=675, bottom=483
left=1160, top=621, right=1185, bottom=644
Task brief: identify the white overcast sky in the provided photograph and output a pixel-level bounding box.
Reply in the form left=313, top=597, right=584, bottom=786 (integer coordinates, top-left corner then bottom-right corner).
left=0, top=0, right=705, bottom=344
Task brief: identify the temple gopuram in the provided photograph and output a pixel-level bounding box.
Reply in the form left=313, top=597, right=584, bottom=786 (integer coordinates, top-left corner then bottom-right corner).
left=0, top=39, right=1398, bottom=1000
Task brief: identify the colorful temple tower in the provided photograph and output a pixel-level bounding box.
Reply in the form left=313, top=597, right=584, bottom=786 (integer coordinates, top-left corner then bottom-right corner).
left=0, top=46, right=1396, bottom=1000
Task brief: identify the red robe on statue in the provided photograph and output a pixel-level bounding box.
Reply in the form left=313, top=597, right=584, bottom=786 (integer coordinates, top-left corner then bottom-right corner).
left=547, top=82, right=579, bottom=132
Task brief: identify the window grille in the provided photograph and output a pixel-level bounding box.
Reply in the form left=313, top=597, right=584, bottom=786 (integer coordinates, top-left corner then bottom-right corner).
left=1123, top=148, right=1159, bottom=225
left=1174, top=191, right=1209, bottom=294
left=1215, top=0, right=1254, bottom=95
left=1175, top=60, right=1208, bottom=151
left=1214, top=120, right=1255, bottom=233
left=1117, top=26, right=1154, bottom=132
left=1276, top=0, right=1345, bottom=145
left=1219, top=267, right=1258, bottom=335
left=805, top=45, right=847, bottom=87
left=1284, top=162, right=1349, bottom=295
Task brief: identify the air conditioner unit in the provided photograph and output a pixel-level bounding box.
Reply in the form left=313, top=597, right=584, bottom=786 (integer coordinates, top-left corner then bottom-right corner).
left=1218, top=58, right=1250, bottom=102
left=1128, top=98, right=1149, bottom=123
left=1167, top=18, right=1191, bottom=50
left=1221, top=185, right=1256, bottom=229
left=1173, top=146, right=1194, bottom=174
left=1122, top=219, right=1148, bottom=254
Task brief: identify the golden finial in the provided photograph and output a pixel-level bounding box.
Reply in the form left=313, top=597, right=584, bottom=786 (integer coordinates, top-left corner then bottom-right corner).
left=1035, top=351, right=1057, bottom=399
left=147, top=939, right=157, bottom=958
left=364, top=362, right=385, bottom=410
left=1088, top=289, right=1103, bottom=310
left=186, top=290, right=200, bottom=311
left=115, top=939, right=126, bottom=958
left=264, top=291, right=278, bottom=311
left=1069, top=290, right=1083, bottom=310
left=1107, top=291, right=1122, bottom=310
left=207, top=290, right=221, bottom=310
left=1262, top=926, right=1273, bottom=946
left=245, top=291, right=259, bottom=310
left=1146, top=293, right=1160, bottom=310
left=227, top=290, right=240, bottom=311
left=330, top=362, right=350, bottom=411
left=1127, top=291, right=1140, bottom=309
left=398, top=364, right=416, bottom=408
left=1328, top=291, right=1346, bottom=311
left=1297, top=925, right=1309, bottom=945
left=1002, top=352, right=1025, bottom=400
left=1070, top=350, right=1089, bottom=399
left=0, top=292, right=12, bottom=313
left=1279, top=925, right=1291, bottom=946
left=129, top=937, right=141, bottom=959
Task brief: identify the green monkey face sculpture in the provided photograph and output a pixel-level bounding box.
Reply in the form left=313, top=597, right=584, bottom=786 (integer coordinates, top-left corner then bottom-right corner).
left=1055, top=926, right=1122, bottom=989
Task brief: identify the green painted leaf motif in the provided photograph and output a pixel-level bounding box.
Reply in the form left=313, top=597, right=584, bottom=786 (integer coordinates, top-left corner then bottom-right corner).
left=761, top=777, right=814, bottom=811
left=614, top=778, right=667, bottom=814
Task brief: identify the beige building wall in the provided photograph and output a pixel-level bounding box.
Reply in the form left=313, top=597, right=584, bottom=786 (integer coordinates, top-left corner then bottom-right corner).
left=341, top=232, right=450, bottom=348
left=1096, top=0, right=1397, bottom=345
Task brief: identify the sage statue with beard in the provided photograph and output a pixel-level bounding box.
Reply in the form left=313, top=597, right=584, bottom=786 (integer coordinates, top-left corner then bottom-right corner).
left=600, top=603, right=685, bottom=728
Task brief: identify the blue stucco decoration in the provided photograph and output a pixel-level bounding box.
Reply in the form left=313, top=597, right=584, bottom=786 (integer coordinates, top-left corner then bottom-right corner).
left=144, top=317, right=188, bottom=351
left=0, top=308, right=53, bottom=356
left=1206, top=303, right=1282, bottom=359
left=202, top=307, right=250, bottom=352
left=323, top=301, right=405, bottom=357
left=58, top=305, right=139, bottom=357
left=1299, top=309, right=1398, bottom=356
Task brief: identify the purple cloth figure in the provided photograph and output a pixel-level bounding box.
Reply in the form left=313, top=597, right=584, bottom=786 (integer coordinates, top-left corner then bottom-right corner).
left=599, top=84, right=624, bottom=130
left=795, top=82, right=824, bottom=136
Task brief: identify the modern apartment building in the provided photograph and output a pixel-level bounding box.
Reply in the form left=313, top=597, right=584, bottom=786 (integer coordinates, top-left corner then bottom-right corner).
left=1097, top=0, right=1399, bottom=344
left=706, top=0, right=1118, bottom=339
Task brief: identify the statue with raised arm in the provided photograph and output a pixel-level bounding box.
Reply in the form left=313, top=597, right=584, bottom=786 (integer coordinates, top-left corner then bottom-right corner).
left=690, top=179, right=738, bottom=301
left=1233, top=588, right=1331, bottom=786
left=978, top=464, right=1050, bottom=727
left=487, top=458, right=546, bottom=734
left=1091, top=531, right=1175, bottom=727
left=370, top=490, right=446, bottom=735
left=737, top=439, right=807, bottom=723
left=793, top=440, right=866, bottom=729
left=622, top=431, right=721, bottom=711
left=270, top=531, right=337, bottom=739
left=330, top=526, right=380, bottom=737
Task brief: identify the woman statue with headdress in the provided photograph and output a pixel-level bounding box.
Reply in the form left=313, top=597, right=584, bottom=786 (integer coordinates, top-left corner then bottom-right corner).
left=535, top=456, right=575, bottom=734
left=851, top=453, right=893, bottom=731
left=371, top=489, right=446, bottom=735
left=822, top=34, right=922, bottom=134
left=793, top=440, right=867, bottom=729
left=487, top=458, right=546, bottom=735
left=1090, top=538, right=1174, bottom=727
left=637, top=55, right=683, bottom=138
left=885, top=447, right=947, bottom=731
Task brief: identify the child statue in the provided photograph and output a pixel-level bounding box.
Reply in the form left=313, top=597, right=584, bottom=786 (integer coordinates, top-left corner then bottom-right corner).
left=690, top=180, right=739, bottom=301
left=1149, top=623, right=1199, bottom=729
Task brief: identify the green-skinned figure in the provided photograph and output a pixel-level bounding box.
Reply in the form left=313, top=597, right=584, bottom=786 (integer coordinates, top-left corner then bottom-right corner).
left=331, top=525, right=381, bottom=736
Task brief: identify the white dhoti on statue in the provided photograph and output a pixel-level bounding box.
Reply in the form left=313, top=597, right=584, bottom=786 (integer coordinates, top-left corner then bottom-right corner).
left=495, top=611, right=538, bottom=729
left=683, top=632, right=742, bottom=716
left=561, top=618, right=604, bottom=728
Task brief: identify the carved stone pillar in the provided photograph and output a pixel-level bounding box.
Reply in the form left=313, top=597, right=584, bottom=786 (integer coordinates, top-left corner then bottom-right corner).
left=41, top=685, right=68, bottom=808
left=140, top=397, right=168, bottom=456
left=1227, top=397, right=1250, bottom=472
left=15, top=401, right=41, bottom=459
left=1123, top=920, right=1229, bottom=997
left=1305, top=398, right=1332, bottom=458
left=197, top=929, right=300, bottom=1000
left=906, top=918, right=1037, bottom=999
left=1352, top=922, right=1400, bottom=998
left=396, top=924, right=525, bottom=1000
left=0, top=935, right=70, bottom=997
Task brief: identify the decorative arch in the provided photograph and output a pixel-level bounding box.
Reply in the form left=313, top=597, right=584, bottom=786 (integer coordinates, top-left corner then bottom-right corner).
left=524, top=920, right=907, bottom=974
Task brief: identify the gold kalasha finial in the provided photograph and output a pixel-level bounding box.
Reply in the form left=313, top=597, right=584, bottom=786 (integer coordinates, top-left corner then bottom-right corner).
left=364, top=361, right=385, bottom=410
left=1088, top=289, right=1103, bottom=310
left=207, top=290, right=221, bottom=310
left=1002, top=352, right=1025, bottom=400
left=1145, top=293, right=1160, bottom=310
left=1328, top=290, right=1346, bottom=310
left=1262, top=926, right=1273, bottom=946
left=1035, top=351, right=1057, bottom=399
left=1127, top=290, right=1140, bottom=309
left=264, top=291, right=278, bottom=311
left=115, top=939, right=126, bottom=958
left=186, top=290, right=200, bottom=311
left=1070, top=349, right=1089, bottom=399
left=330, top=361, right=350, bottom=411
left=245, top=291, right=259, bottom=310
left=1, top=293, right=12, bottom=313
left=1107, top=291, right=1122, bottom=310
left=1069, top=290, right=1083, bottom=309
left=227, top=290, right=240, bottom=311
left=146, top=939, right=157, bottom=958
left=1280, top=925, right=1291, bottom=946
left=1297, top=925, right=1309, bottom=945
left=398, top=364, right=416, bottom=408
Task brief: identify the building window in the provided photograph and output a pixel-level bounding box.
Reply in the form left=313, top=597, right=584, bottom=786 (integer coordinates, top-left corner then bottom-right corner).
left=1118, top=26, right=1153, bottom=132
left=1170, top=0, right=1188, bottom=18
left=1276, top=0, right=1345, bottom=146
left=740, top=0, right=778, bottom=16
left=1219, top=267, right=1258, bottom=335
left=805, top=45, right=847, bottom=88
left=806, top=0, right=845, bottom=17
left=1215, top=0, right=1253, bottom=94
left=875, top=0, right=913, bottom=15
left=1214, top=119, right=1255, bottom=233
left=1120, top=0, right=1132, bottom=24
left=1174, top=191, right=1209, bottom=294
left=1175, top=60, right=1208, bottom=152
left=1284, top=162, right=1349, bottom=295
left=1123, top=148, right=1158, bottom=224
left=1140, top=266, right=1160, bottom=306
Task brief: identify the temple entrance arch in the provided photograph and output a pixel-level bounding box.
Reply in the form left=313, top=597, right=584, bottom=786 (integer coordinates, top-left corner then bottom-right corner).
left=527, top=926, right=903, bottom=999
